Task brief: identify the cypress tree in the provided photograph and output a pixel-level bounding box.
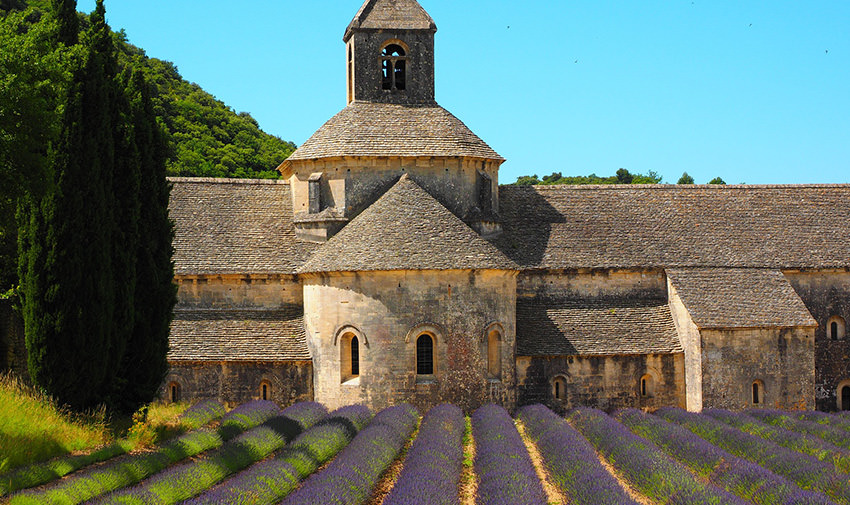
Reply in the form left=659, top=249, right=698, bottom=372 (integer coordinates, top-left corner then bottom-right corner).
left=52, top=0, right=79, bottom=46
left=20, top=0, right=120, bottom=410
left=115, top=69, right=176, bottom=412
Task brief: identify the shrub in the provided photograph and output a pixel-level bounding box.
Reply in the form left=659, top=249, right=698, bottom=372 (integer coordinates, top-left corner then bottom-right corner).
left=177, top=400, right=226, bottom=430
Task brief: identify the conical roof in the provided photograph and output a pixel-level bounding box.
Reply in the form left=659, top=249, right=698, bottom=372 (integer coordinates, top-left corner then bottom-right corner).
left=345, top=0, right=436, bottom=41
left=299, top=175, right=518, bottom=274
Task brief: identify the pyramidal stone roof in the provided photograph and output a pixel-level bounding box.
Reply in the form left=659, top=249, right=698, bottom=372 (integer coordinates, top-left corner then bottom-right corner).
left=344, top=0, right=436, bottom=41
left=284, top=102, right=503, bottom=164
left=298, top=175, right=519, bottom=274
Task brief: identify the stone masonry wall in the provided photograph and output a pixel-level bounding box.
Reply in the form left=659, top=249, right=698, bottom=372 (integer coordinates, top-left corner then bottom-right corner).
left=349, top=30, right=435, bottom=104
left=516, top=353, right=686, bottom=413
left=162, top=361, right=312, bottom=409
left=517, top=268, right=667, bottom=299
left=699, top=327, right=814, bottom=410
left=785, top=270, right=850, bottom=411
left=303, top=269, right=517, bottom=413
left=176, top=274, right=302, bottom=308
left=668, top=279, right=704, bottom=411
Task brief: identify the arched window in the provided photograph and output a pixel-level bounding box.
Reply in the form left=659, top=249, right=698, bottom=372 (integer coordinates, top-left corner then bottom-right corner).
left=829, top=316, right=846, bottom=341
left=487, top=329, right=501, bottom=379
left=640, top=374, right=655, bottom=397
left=842, top=386, right=850, bottom=411
left=416, top=334, right=434, bottom=375
left=381, top=42, right=407, bottom=91
left=168, top=382, right=180, bottom=403
left=752, top=380, right=764, bottom=406
left=552, top=376, right=567, bottom=401
left=340, top=331, right=361, bottom=383
left=260, top=380, right=271, bottom=401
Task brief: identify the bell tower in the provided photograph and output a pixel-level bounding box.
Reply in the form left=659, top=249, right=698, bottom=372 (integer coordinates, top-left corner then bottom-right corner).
left=344, top=0, right=437, bottom=105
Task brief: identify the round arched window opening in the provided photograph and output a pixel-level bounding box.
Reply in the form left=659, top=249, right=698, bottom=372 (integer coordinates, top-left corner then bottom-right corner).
left=829, top=316, right=846, bottom=341
left=416, top=334, right=434, bottom=375
left=260, top=380, right=272, bottom=401
left=487, top=330, right=502, bottom=379
left=640, top=374, right=655, bottom=398
left=339, top=330, right=362, bottom=383
left=842, top=385, right=850, bottom=411
left=381, top=42, right=407, bottom=91
left=552, top=376, right=567, bottom=401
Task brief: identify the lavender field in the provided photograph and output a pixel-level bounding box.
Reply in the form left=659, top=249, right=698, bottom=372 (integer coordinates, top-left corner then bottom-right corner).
left=3, top=401, right=849, bottom=505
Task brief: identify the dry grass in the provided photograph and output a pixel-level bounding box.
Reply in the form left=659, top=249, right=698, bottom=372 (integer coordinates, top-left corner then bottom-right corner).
left=515, top=419, right=566, bottom=505
left=0, top=374, right=109, bottom=474
left=459, top=416, right=477, bottom=505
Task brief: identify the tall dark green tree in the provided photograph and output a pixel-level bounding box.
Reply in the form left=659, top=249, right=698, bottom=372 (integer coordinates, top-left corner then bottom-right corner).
left=20, top=0, right=120, bottom=410
left=115, top=69, right=176, bottom=413
left=51, top=0, right=78, bottom=46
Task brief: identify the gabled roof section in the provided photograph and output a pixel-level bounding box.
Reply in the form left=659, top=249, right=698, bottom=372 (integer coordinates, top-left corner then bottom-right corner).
left=345, top=0, right=436, bottom=41
left=494, top=184, right=850, bottom=270
left=168, top=308, right=310, bottom=362
left=516, top=296, right=682, bottom=357
left=666, top=268, right=817, bottom=329
left=283, top=102, right=503, bottom=168
left=298, top=175, right=518, bottom=274
left=168, top=178, right=319, bottom=275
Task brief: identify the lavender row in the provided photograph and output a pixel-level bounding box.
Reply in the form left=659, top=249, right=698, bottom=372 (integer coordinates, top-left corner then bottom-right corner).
left=8, top=429, right=222, bottom=505
left=178, top=400, right=226, bottom=429
left=218, top=400, right=284, bottom=440
left=791, top=411, right=850, bottom=433
left=656, top=408, right=850, bottom=505
left=568, top=408, right=747, bottom=505
left=93, top=402, right=327, bottom=505
left=384, top=404, right=465, bottom=505
left=184, top=405, right=373, bottom=505
left=748, top=409, right=850, bottom=453
left=517, top=405, right=638, bottom=505
left=705, top=409, right=850, bottom=474
left=280, top=404, right=419, bottom=505
left=615, top=409, right=834, bottom=505
left=471, top=404, right=547, bottom=505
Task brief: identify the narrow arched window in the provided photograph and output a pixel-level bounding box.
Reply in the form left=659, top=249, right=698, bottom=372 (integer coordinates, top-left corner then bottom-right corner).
left=417, top=334, right=434, bottom=375
left=381, top=43, right=407, bottom=91
left=351, top=335, right=360, bottom=376
left=487, top=330, right=501, bottom=379
left=752, top=381, right=764, bottom=405
left=260, top=381, right=271, bottom=401
left=640, top=374, right=655, bottom=397
left=553, top=376, right=567, bottom=401
left=828, top=316, right=846, bottom=341
left=842, top=386, right=850, bottom=411
left=169, top=382, right=180, bottom=403
left=833, top=322, right=840, bottom=340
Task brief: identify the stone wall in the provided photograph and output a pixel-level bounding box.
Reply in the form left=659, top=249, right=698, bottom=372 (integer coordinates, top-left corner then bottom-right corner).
left=699, top=327, right=814, bottom=410
left=668, top=279, right=704, bottom=411
left=517, top=268, right=667, bottom=299
left=785, top=269, right=850, bottom=411
left=162, top=361, right=313, bottom=408
left=303, top=269, right=517, bottom=413
left=176, top=274, right=302, bottom=308
left=516, top=353, right=686, bottom=413
left=0, top=299, right=28, bottom=381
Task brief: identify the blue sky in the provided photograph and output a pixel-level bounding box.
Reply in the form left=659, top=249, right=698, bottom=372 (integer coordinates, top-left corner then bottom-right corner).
left=77, top=0, right=849, bottom=184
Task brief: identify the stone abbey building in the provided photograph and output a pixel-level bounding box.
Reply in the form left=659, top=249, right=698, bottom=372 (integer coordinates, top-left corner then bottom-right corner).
left=159, top=0, right=850, bottom=413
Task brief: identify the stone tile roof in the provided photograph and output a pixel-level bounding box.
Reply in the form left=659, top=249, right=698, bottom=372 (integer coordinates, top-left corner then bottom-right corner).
left=285, top=102, right=503, bottom=162
left=666, top=268, right=817, bottom=329
left=495, top=184, right=850, bottom=270
left=516, top=296, right=682, bottom=357
left=344, top=0, right=436, bottom=41
left=168, top=178, right=319, bottom=275
left=168, top=308, right=310, bottom=362
left=299, top=175, right=519, bottom=274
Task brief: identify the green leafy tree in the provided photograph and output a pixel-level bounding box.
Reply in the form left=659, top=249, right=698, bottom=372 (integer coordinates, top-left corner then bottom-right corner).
left=513, top=175, right=540, bottom=186
left=616, top=168, right=633, bottom=184
left=708, top=177, right=726, bottom=185
left=677, top=172, right=695, bottom=184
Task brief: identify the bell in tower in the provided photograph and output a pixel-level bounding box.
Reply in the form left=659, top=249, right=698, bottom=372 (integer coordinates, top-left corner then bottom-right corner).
left=344, top=0, right=437, bottom=105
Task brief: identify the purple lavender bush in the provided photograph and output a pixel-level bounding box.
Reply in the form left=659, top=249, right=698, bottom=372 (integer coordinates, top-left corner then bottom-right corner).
left=517, top=404, right=638, bottom=505
left=748, top=409, right=850, bottom=452
left=183, top=405, right=372, bottom=505
left=568, top=408, right=747, bottom=505
left=91, top=402, right=326, bottom=505
left=793, top=411, right=850, bottom=433
left=178, top=400, right=226, bottom=429
left=657, top=408, right=850, bottom=505
left=8, top=429, right=222, bottom=505
left=472, top=404, right=547, bottom=505
left=615, top=408, right=835, bottom=505
left=218, top=400, right=282, bottom=440
left=705, top=409, right=850, bottom=473
left=383, top=404, right=465, bottom=505
left=279, top=404, right=419, bottom=505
